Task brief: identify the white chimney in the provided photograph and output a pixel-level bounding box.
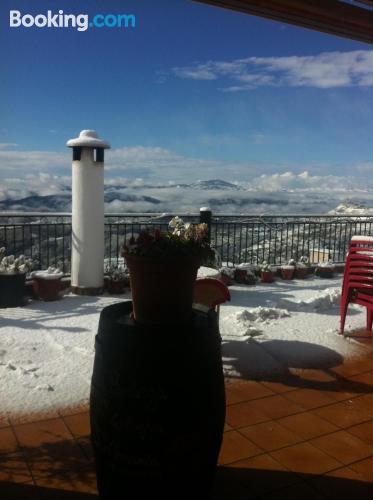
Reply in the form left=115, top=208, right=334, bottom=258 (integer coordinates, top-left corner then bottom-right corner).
left=66, top=130, right=110, bottom=294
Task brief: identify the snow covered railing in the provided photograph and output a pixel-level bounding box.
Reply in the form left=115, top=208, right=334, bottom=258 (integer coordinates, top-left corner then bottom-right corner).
left=2, top=211, right=373, bottom=270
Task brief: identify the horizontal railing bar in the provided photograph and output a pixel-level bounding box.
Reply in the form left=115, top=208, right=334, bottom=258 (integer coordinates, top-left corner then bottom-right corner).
left=2, top=212, right=373, bottom=219
left=0, top=212, right=198, bottom=218
left=211, top=214, right=373, bottom=218
left=0, top=212, right=72, bottom=217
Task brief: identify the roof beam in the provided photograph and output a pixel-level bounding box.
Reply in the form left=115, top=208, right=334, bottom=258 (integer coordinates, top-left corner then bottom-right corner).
left=193, top=0, right=373, bottom=44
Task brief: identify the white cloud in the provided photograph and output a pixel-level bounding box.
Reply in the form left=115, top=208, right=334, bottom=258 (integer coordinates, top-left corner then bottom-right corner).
left=1, top=167, right=372, bottom=215
left=172, top=66, right=217, bottom=80
left=105, top=146, right=249, bottom=181
left=0, top=143, right=18, bottom=149
left=1, top=144, right=372, bottom=215
left=250, top=171, right=363, bottom=191
left=171, top=50, right=373, bottom=90
left=0, top=149, right=69, bottom=173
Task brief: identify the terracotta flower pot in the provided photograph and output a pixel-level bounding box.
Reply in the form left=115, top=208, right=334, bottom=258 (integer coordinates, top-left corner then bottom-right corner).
left=281, top=266, right=295, bottom=280
left=234, top=268, right=248, bottom=284
left=219, top=273, right=233, bottom=286
left=124, top=253, right=201, bottom=325
left=295, top=267, right=308, bottom=279
left=107, top=279, right=127, bottom=294
left=0, top=273, right=26, bottom=307
left=32, top=271, right=63, bottom=301
left=260, top=271, right=273, bottom=283
left=34, top=277, right=62, bottom=301
left=316, top=266, right=334, bottom=279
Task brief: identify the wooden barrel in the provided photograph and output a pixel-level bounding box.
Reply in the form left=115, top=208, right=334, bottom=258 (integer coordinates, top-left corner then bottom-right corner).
left=90, top=301, right=225, bottom=499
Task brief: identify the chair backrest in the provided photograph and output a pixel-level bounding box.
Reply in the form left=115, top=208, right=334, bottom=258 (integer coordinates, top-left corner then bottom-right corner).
left=345, top=238, right=373, bottom=269
left=350, top=236, right=373, bottom=244
left=348, top=240, right=373, bottom=257
left=193, top=278, right=231, bottom=310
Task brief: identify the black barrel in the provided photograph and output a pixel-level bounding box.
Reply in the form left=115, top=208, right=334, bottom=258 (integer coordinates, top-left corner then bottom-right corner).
left=90, top=301, right=225, bottom=499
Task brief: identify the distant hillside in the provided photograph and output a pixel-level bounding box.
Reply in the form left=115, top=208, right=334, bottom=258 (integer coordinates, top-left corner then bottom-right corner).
left=0, top=194, right=72, bottom=212
left=0, top=179, right=372, bottom=215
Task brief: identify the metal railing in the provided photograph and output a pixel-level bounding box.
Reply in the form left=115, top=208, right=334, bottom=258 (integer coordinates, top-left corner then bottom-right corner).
left=1, top=210, right=373, bottom=271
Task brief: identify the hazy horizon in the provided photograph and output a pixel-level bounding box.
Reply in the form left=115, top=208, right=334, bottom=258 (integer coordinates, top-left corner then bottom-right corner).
left=1, top=0, right=372, bottom=214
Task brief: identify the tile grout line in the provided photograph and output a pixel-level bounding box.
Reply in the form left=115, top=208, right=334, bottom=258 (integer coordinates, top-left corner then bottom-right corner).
left=8, top=419, right=38, bottom=488
left=60, top=414, right=94, bottom=465
left=226, top=394, right=373, bottom=431
left=226, top=414, right=373, bottom=462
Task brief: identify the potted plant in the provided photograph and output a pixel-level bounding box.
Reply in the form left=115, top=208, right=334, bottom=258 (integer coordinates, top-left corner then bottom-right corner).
left=31, top=263, right=64, bottom=301
left=233, top=264, right=257, bottom=285
left=316, top=260, right=335, bottom=279
left=121, top=217, right=214, bottom=325
left=260, top=261, right=273, bottom=283
left=105, top=263, right=129, bottom=294
left=218, top=266, right=235, bottom=286
left=295, top=256, right=309, bottom=279
left=0, top=248, right=34, bottom=307
left=280, top=259, right=295, bottom=280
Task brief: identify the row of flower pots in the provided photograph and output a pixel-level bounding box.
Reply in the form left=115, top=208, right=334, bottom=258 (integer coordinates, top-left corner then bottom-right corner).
left=0, top=248, right=66, bottom=307
left=0, top=272, right=131, bottom=308
left=260, top=264, right=334, bottom=282
left=220, top=259, right=336, bottom=286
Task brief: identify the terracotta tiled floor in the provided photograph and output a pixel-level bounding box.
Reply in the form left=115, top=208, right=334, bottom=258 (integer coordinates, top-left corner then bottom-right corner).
left=2, top=340, right=373, bottom=498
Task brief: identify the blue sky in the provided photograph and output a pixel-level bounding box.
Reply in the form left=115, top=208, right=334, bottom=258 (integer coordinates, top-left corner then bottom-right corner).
left=1, top=0, right=373, bottom=194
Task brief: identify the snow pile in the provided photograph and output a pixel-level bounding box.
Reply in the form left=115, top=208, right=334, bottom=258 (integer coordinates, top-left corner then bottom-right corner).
left=222, top=307, right=291, bottom=342
left=277, top=287, right=341, bottom=311
left=236, top=307, right=290, bottom=323
left=220, top=277, right=368, bottom=379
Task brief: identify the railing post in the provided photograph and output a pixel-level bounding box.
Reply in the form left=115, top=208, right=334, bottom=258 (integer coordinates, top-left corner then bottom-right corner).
left=200, top=207, right=212, bottom=244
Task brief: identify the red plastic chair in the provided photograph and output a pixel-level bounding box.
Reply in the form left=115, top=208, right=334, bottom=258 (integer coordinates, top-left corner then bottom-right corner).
left=340, top=237, right=373, bottom=335
left=193, top=278, right=230, bottom=321
left=342, top=239, right=373, bottom=295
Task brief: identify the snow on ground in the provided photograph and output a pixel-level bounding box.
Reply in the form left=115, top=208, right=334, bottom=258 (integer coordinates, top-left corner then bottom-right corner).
left=0, top=293, right=129, bottom=418
left=220, top=277, right=367, bottom=379
left=0, top=274, right=370, bottom=417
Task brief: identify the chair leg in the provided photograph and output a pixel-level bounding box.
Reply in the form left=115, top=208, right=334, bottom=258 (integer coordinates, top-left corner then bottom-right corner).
left=367, top=309, right=373, bottom=332
left=340, top=297, right=349, bottom=336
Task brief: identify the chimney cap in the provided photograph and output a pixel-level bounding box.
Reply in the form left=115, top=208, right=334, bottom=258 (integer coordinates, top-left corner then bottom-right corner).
left=66, top=130, right=110, bottom=149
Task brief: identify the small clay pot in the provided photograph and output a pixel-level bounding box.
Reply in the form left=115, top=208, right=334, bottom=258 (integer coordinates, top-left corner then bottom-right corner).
left=260, top=271, right=273, bottom=283
left=107, top=279, right=127, bottom=294
left=281, top=266, right=295, bottom=280
left=234, top=268, right=248, bottom=284
left=219, top=273, right=233, bottom=286
left=316, top=266, right=334, bottom=279
left=295, top=267, right=308, bottom=279
left=34, top=277, right=61, bottom=301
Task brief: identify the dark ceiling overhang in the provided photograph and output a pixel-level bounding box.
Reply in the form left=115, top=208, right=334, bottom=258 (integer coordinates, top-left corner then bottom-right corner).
left=193, top=1, right=373, bottom=44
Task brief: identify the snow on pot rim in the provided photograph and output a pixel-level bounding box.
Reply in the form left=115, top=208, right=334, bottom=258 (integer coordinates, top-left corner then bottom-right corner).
left=280, top=265, right=295, bottom=270
left=198, top=266, right=221, bottom=279
left=32, top=270, right=64, bottom=280
left=317, top=263, right=335, bottom=269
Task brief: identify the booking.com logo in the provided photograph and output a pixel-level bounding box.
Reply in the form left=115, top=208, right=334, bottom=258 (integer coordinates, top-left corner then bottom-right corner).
left=9, top=10, right=136, bottom=31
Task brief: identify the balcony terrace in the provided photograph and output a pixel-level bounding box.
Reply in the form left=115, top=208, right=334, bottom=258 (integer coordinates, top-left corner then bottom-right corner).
left=1, top=213, right=373, bottom=498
